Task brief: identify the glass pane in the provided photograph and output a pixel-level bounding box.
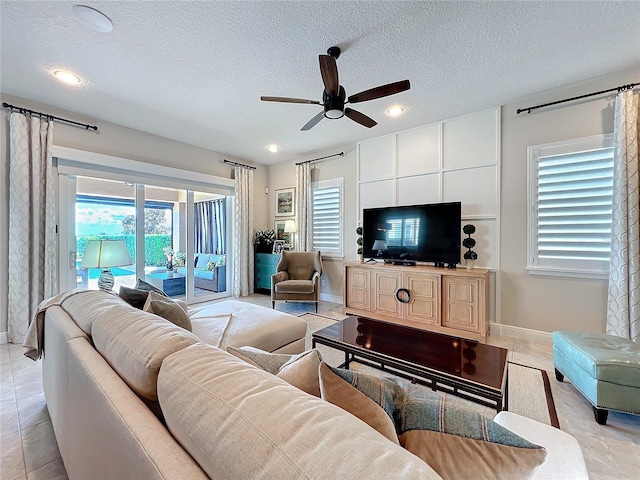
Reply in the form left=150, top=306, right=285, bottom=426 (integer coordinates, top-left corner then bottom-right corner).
left=144, top=185, right=186, bottom=299
left=193, top=192, right=227, bottom=299
left=75, top=177, right=136, bottom=292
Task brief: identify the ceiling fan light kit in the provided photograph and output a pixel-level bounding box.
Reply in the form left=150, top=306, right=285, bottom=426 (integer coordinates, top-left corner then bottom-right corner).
left=261, top=46, right=410, bottom=131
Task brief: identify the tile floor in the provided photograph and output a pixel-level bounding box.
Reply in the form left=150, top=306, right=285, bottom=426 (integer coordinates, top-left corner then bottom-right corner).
left=1, top=295, right=638, bottom=479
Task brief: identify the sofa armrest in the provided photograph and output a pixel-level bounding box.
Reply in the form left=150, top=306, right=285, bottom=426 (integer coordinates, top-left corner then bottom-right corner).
left=312, top=271, right=321, bottom=289
left=493, top=411, right=588, bottom=480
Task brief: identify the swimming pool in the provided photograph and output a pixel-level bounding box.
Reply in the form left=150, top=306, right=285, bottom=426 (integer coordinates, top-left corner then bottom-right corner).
left=85, top=267, right=135, bottom=280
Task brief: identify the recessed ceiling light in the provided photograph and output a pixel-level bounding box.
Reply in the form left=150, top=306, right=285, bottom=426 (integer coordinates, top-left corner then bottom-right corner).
left=386, top=105, right=405, bottom=117
left=266, top=144, right=280, bottom=153
left=52, top=69, right=82, bottom=86
left=72, top=5, right=113, bottom=32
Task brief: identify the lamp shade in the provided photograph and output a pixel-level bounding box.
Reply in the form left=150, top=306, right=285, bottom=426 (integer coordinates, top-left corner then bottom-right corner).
left=284, top=219, right=297, bottom=233
left=372, top=240, right=388, bottom=251
left=80, top=240, right=133, bottom=268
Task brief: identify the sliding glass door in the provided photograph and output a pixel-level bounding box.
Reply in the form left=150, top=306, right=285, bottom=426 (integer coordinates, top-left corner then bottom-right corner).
left=64, top=174, right=230, bottom=304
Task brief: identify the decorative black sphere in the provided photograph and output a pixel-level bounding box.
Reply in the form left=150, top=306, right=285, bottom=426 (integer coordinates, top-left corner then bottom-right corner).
left=463, top=224, right=476, bottom=235
left=462, top=238, right=476, bottom=249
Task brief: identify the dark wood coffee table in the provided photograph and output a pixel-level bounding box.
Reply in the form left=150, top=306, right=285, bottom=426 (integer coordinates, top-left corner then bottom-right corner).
left=312, top=316, right=509, bottom=412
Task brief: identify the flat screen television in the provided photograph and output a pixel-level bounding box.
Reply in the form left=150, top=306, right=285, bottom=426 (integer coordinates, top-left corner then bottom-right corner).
left=362, top=202, right=461, bottom=265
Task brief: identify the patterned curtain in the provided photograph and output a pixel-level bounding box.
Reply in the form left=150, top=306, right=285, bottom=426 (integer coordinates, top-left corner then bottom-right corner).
left=295, top=162, right=313, bottom=251
left=607, top=90, right=640, bottom=342
left=232, top=166, right=254, bottom=296
left=195, top=199, right=226, bottom=254
left=8, top=113, right=57, bottom=343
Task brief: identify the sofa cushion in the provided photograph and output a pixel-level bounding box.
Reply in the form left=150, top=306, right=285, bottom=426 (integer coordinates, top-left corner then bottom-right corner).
left=326, top=365, right=546, bottom=478
left=399, top=430, right=546, bottom=480
left=195, top=270, right=215, bottom=280
left=92, top=306, right=199, bottom=401
left=329, top=365, right=540, bottom=446
left=143, top=291, right=192, bottom=331
left=318, top=362, right=399, bottom=444
left=118, top=285, right=150, bottom=310
left=189, top=300, right=306, bottom=352
left=60, top=290, right=128, bottom=335
left=227, top=346, right=322, bottom=397
left=195, top=254, right=210, bottom=269
left=157, top=344, right=442, bottom=480
left=274, top=279, right=315, bottom=294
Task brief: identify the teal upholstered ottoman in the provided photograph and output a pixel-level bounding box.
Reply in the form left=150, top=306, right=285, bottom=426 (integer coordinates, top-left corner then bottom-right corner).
left=553, top=331, right=640, bottom=425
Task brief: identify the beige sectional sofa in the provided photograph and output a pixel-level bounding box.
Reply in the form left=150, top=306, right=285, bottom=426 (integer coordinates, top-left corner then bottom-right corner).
left=39, top=291, right=441, bottom=479
left=37, top=290, right=587, bottom=479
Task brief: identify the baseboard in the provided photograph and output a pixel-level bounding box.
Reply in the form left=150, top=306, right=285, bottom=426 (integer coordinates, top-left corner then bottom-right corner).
left=320, top=293, right=343, bottom=305
left=0, top=331, right=7, bottom=345
left=490, top=322, right=553, bottom=344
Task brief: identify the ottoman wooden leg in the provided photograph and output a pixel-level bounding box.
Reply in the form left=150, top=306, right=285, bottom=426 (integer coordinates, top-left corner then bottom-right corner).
left=554, top=368, right=564, bottom=382
left=593, top=407, right=609, bottom=425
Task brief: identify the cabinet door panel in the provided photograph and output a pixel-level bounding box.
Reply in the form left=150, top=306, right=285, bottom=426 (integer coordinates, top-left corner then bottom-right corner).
left=346, top=268, right=371, bottom=311
left=404, top=273, right=439, bottom=325
left=442, top=277, right=479, bottom=332
left=374, top=271, right=402, bottom=317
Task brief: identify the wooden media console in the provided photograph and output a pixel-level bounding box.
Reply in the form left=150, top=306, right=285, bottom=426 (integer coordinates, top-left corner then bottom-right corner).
left=343, top=262, right=490, bottom=342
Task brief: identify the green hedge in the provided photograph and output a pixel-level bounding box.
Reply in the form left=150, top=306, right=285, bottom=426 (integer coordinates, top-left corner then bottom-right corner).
left=77, top=235, right=172, bottom=266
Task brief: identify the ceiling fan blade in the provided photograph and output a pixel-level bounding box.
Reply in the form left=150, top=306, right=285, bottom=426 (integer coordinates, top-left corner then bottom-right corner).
left=301, top=111, right=325, bottom=131
left=261, top=96, right=320, bottom=105
left=345, top=108, right=377, bottom=128
left=319, top=55, right=339, bottom=96
left=347, top=79, right=411, bottom=104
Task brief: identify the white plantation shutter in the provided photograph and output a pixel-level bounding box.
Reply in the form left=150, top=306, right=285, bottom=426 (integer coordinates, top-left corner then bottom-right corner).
left=312, top=178, right=343, bottom=256
left=528, top=134, right=614, bottom=277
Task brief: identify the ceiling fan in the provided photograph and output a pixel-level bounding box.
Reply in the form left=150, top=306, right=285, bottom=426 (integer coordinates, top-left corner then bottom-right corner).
left=261, top=46, right=410, bottom=131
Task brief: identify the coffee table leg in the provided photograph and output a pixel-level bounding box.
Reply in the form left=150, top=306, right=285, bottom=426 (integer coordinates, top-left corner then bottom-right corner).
left=344, top=352, right=350, bottom=369
left=501, top=368, right=509, bottom=412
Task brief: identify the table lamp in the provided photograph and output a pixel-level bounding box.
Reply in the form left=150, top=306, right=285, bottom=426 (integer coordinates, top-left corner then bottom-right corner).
left=284, top=219, right=297, bottom=249
left=372, top=239, right=388, bottom=258
left=80, top=240, right=133, bottom=292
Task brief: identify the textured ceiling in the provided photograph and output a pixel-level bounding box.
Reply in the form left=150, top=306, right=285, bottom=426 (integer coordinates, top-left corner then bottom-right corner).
left=1, top=1, right=639, bottom=165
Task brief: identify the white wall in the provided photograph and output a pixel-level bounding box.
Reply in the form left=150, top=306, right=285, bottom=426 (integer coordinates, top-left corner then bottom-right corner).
left=266, top=145, right=358, bottom=301
left=500, top=68, right=639, bottom=334
left=0, top=93, right=267, bottom=337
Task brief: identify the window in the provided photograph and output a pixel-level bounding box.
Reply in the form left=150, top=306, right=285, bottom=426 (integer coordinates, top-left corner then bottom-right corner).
left=312, top=178, right=343, bottom=257
left=527, top=134, right=614, bottom=278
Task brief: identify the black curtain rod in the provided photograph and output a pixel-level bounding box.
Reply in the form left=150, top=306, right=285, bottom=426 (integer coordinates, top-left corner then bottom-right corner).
left=2, top=102, right=98, bottom=131
left=223, top=159, right=256, bottom=170
left=295, top=152, right=344, bottom=165
left=516, top=82, right=639, bottom=115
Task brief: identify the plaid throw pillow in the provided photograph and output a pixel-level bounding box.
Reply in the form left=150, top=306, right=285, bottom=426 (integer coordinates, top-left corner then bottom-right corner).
left=327, top=364, right=539, bottom=448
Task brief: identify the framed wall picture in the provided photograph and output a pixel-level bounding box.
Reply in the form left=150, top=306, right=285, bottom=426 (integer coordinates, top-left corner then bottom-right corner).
left=275, top=187, right=295, bottom=217
left=274, top=220, right=293, bottom=247
left=272, top=240, right=285, bottom=254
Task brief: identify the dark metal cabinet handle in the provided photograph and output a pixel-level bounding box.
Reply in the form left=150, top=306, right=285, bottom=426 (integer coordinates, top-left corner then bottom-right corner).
left=395, top=288, right=411, bottom=304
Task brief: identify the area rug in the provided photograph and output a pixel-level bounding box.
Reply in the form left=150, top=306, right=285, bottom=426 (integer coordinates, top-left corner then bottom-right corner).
left=301, top=313, right=560, bottom=428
